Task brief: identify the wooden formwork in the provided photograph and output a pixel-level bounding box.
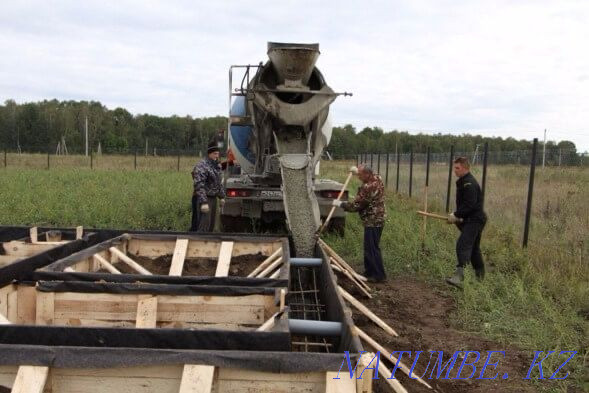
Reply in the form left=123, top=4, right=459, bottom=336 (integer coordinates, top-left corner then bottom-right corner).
left=0, top=228, right=369, bottom=393
left=41, top=233, right=288, bottom=280
left=0, top=226, right=84, bottom=269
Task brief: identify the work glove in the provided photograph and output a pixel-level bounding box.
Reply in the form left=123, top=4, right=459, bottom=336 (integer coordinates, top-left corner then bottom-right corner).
left=332, top=200, right=343, bottom=207
left=447, top=213, right=463, bottom=224
left=200, top=203, right=210, bottom=213
left=219, top=198, right=226, bottom=207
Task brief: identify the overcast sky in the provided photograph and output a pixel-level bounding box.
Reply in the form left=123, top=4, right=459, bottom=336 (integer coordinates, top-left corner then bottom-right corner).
left=1, top=1, right=588, bottom=151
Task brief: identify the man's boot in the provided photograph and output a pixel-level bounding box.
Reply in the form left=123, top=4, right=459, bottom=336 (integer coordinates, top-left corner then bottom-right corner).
left=475, top=267, right=485, bottom=281
left=446, top=267, right=464, bottom=288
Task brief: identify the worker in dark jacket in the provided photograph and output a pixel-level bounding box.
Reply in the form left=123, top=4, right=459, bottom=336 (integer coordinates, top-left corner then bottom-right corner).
left=446, top=156, right=487, bottom=287
left=333, top=165, right=387, bottom=282
left=190, top=140, right=226, bottom=232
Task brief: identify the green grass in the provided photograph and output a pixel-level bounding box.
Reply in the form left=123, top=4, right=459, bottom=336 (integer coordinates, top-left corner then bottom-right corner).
left=0, top=163, right=587, bottom=391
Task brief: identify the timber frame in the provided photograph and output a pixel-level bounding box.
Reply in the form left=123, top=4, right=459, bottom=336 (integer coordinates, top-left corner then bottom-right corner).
left=0, top=226, right=368, bottom=393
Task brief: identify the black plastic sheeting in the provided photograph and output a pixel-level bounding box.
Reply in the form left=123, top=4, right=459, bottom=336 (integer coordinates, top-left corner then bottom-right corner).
left=31, top=271, right=287, bottom=288
left=0, top=325, right=290, bottom=352
left=34, top=280, right=278, bottom=297
left=0, top=344, right=359, bottom=372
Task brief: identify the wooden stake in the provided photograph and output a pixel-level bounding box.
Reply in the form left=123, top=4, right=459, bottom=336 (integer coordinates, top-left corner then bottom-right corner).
left=11, top=366, right=49, bottom=393
left=355, top=326, right=432, bottom=389
left=255, top=258, right=282, bottom=279
left=136, top=296, right=157, bottom=328
left=329, top=255, right=371, bottom=292
left=29, top=227, right=38, bottom=243
left=215, top=241, right=234, bottom=277
left=75, top=226, right=83, bottom=240
left=256, top=310, right=284, bottom=332
left=330, top=257, right=372, bottom=298
left=416, top=210, right=447, bottom=221
left=318, top=169, right=354, bottom=235
left=178, top=364, right=215, bottom=393
left=247, top=247, right=282, bottom=277
left=376, top=361, right=409, bottom=393
left=109, top=247, right=152, bottom=275
left=318, top=240, right=368, bottom=282
left=169, top=238, right=189, bottom=276
left=269, top=269, right=281, bottom=279
left=93, top=254, right=122, bottom=274
left=279, top=289, right=286, bottom=312
left=337, top=286, right=399, bottom=337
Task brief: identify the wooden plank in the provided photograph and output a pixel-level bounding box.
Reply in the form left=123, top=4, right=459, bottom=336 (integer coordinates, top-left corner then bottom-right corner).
left=7, top=290, right=17, bottom=322
left=215, top=241, right=234, bottom=277
left=93, top=254, right=122, bottom=274
left=330, top=257, right=372, bottom=298
left=136, top=296, right=158, bottom=328
left=376, top=362, right=409, bottom=393
left=319, top=240, right=368, bottom=283
left=178, top=364, right=215, bottom=393
left=247, top=248, right=282, bottom=277
left=356, top=326, right=431, bottom=389
left=35, top=291, right=55, bottom=325
left=325, top=371, right=355, bottom=393
left=2, top=241, right=56, bottom=257
left=109, top=247, right=152, bottom=275
left=0, top=284, right=15, bottom=318
left=255, top=258, right=282, bottom=278
left=76, top=226, right=83, bottom=239
left=269, top=269, right=281, bottom=279
left=11, top=365, right=49, bottom=393
left=16, top=285, right=36, bottom=324
left=169, top=239, right=189, bottom=276
left=0, top=312, right=10, bottom=324
left=0, top=255, right=20, bottom=267
left=356, top=352, right=374, bottom=393
left=338, top=286, right=398, bottom=337
left=29, top=227, right=38, bottom=243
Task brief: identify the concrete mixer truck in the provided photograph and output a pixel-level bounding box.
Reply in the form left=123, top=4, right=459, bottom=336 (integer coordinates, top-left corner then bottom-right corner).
left=221, top=42, right=351, bottom=256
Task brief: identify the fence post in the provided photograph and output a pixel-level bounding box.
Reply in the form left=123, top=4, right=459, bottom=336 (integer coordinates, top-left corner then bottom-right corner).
left=377, top=153, right=381, bottom=174
left=409, top=147, right=413, bottom=197
left=522, top=138, right=538, bottom=248
left=385, top=153, right=390, bottom=188
left=395, top=151, right=400, bottom=193
left=177, top=151, right=181, bottom=172
left=481, top=142, right=488, bottom=208
left=134, top=149, right=138, bottom=170
left=370, top=152, right=374, bottom=169
left=445, top=145, right=455, bottom=212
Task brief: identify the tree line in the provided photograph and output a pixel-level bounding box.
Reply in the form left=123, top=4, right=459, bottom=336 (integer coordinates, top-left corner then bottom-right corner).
left=0, top=99, right=578, bottom=157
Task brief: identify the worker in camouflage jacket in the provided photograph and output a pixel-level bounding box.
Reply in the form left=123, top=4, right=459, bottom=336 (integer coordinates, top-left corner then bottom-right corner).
left=190, top=139, right=226, bottom=232
left=333, top=165, right=387, bottom=282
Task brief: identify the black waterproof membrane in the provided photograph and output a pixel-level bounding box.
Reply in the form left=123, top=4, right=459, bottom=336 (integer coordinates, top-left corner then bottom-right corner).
left=0, top=226, right=363, bottom=373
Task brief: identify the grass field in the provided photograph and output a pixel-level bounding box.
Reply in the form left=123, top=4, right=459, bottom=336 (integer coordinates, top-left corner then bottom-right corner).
left=0, top=156, right=587, bottom=391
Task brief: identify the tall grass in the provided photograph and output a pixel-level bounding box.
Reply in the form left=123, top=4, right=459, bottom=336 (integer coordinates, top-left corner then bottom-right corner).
left=0, top=160, right=586, bottom=390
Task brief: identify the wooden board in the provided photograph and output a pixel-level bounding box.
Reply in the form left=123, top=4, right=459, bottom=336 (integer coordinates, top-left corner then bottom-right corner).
left=214, top=242, right=234, bottom=277
left=135, top=296, right=157, bottom=328
left=169, top=239, right=189, bottom=276
left=2, top=241, right=56, bottom=257
left=43, top=292, right=275, bottom=327
left=11, top=366, right=49, bottom=393
left=179, top=365, right=215, bottom=393
left=325, top=371, right=355, bottom=392
left=16, top=286, right=36, bottom=324
left=0, top=366, right=330, bottom=393
left=35, top=291, right=55, bottom=325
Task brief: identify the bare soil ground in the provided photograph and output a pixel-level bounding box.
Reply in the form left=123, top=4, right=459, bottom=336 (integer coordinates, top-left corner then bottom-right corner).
left=114, top=253, right=266, bottom=276
left=338, top=275, right=539, bottom=393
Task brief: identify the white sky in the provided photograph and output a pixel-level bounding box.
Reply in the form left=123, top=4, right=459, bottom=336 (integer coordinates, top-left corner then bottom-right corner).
left=1, top=0, right=588, bottom=151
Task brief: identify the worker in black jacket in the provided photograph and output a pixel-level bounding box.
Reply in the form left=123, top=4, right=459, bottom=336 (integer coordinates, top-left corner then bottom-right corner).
left=446, top=156, right=487, bottom=287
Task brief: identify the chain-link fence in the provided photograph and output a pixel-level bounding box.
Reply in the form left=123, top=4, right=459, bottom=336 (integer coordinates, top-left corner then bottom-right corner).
left=0, top=147, right=205, bottom=172
left=356, top=143, right=588, bottom=252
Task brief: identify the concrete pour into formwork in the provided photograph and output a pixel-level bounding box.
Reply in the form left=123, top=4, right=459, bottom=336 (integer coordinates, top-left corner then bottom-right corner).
left=0, top=227, right=368, bottom=393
